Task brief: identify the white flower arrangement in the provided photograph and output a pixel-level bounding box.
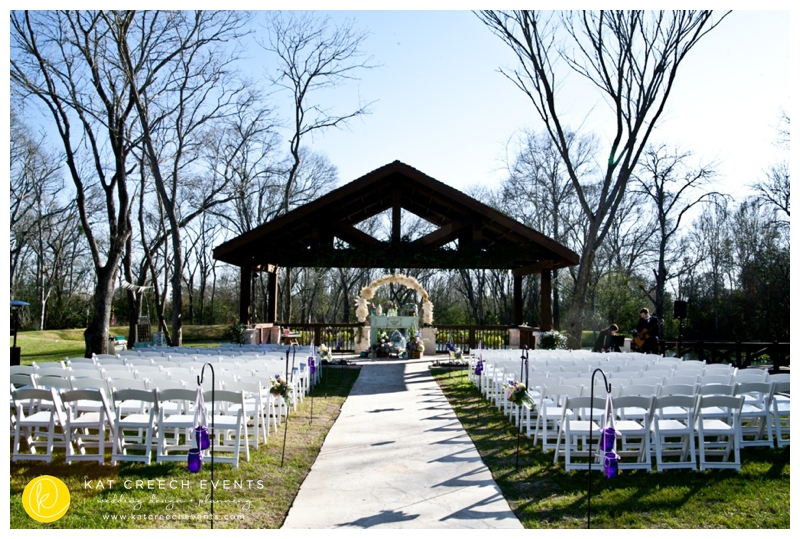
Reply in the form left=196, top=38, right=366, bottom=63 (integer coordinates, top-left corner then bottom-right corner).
left=354, top=273, right=434, bottom=325
left=318, top=343, right=332, bottom=361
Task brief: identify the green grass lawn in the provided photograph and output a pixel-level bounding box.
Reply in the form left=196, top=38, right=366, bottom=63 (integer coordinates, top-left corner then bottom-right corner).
left=431, top=369, right=790, bottom=529
left=10, top=366, right=361, bottom=529
left=11, top=325, right=229, bottom=365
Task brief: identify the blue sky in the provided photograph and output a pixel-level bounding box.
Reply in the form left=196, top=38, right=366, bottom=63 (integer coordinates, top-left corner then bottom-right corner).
left=4, top=7, right=791, bottom=200
left=253, top=9, right=790, bottom=199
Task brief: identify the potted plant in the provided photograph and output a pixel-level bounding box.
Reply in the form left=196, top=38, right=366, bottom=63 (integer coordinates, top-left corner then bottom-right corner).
left=539, top=330, right=568, bottom=350
left=227, top=322, right=247, bottom=346
left=370, top=330, right=392, bottom=358
left=407, top=325, right=425, bottom=359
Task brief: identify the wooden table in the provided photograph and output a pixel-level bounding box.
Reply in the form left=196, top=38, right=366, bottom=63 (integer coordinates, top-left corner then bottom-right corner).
left=282, top=333, right=301, bottom=346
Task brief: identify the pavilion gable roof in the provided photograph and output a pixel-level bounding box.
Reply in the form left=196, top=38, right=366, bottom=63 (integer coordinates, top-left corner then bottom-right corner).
left=213, top=160, right=579, bottom=274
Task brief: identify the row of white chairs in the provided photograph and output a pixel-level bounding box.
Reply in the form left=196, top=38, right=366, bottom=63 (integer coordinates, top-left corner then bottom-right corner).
left=14, top=368, right=293, bottom=424
left=10, top=344, right=328, bottom=466
left=550, top=393, right=751, bottom=472
left=14, top=355, right=318, bottom=409
left=11, top=385, right=260, bottom=467
left=11, top=373, right=316, bottom=465
left=530, top=379, right=788, bottom=453
left=468, top=353, right=789, bottom=471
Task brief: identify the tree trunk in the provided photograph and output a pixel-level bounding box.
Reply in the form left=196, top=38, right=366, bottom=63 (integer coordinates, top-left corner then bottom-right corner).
left=84, top=265, right=117, bottom=357
left=565, top=245, right=596, bottom=349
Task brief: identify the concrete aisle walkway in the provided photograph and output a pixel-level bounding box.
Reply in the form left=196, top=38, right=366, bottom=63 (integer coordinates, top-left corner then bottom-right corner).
left=282, top=359, right=523, bottom=529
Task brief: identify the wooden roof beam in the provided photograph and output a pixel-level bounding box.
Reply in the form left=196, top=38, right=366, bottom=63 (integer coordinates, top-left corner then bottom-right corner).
left=329, top=221, right=382, bottom=247
left=410, top=218, right=471, bottom=249
left=512, top=261, right=553, bottom=277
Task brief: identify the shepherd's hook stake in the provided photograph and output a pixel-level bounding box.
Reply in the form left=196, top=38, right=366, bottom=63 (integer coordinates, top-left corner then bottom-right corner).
left=587, top=368, right=611, bottom=529
left=197, top=363, right=216, bottom=530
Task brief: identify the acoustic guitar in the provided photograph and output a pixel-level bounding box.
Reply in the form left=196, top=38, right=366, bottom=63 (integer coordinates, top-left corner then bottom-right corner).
left=633, top=328, right=649, bottom=348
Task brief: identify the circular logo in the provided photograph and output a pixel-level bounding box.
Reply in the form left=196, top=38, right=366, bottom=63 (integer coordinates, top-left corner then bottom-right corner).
left=22, top=476, right=71, bottom=523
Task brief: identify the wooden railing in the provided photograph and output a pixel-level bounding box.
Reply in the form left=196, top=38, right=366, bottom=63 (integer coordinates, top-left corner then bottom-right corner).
left=434, top=325, right=519, bottom=353
left=274, top=323, right=536, bottom=353
left=278, top=323, right=361, bottom=352
left=660, top=340, right=789, bottom=372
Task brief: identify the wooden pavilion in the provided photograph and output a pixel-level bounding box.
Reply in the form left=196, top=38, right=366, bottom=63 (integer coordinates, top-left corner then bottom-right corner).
left=213, top=160, right=579, bottom=333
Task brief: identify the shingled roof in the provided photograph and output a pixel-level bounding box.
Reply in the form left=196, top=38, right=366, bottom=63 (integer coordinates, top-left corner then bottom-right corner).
left=213, top=160, right=579, bottom=274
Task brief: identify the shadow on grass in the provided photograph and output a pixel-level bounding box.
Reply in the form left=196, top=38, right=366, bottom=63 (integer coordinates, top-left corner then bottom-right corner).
left=10, top=365, right=361, bottom=529
left=433, top=370, right=790, bottom=529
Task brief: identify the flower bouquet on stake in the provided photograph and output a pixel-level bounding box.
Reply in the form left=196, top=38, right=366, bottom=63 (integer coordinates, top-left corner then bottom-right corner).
left=318, top=343, right=332, bottom=363
left=504, top=381, right=533, bottom=407
left=446, top=341, right=463, bottom=360
left=270, top=374, right=291, bottom=405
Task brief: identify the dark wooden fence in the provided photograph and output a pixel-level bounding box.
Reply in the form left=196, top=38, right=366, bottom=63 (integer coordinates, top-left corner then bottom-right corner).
left=274, top=323, right=535, bottom=353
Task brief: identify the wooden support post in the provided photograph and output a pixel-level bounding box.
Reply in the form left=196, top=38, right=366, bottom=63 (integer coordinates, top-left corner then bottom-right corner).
left=267, top=270, right=278, bottom=324
left=392, top=189, right=402, bottom=243
left=513, top=274, right=523, bottom=327
left=541, top=269, right=553, bottom=330
left=240, top=266, right=251, bottom=326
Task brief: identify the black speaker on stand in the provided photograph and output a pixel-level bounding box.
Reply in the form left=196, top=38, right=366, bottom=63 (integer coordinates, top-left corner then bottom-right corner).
left=674, top=300, right=688, bottom=359
left=674, top=300, right=688, bottom=319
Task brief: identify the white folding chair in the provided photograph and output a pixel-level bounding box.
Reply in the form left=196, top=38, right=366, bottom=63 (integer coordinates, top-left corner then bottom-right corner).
left=703, top=364, right=735, bottom=376
left=535, top=384, right=583, bottom=453
left=60, top=388, right=114, bottom=464
left=11, top=388, right=66, bottom=463
left=770, top=380, right=790, bottom=448
left=734, top=381, right=775, bottom=448
left=651, top=394, right=698, bottom=472
left=667, top=375, right=699, bottom=386
left=251, top=372, right=290, bottom=426
left=11, top=365, right=36, bottom=376
left=11, top=373, right=35, bottom=390
left=204, top=389, right=249, bottom=467
left=124, top=358, right=156, bottom=367
left=69, top=367, right=107, bottom=380
left=552, top=395, right=606, bottom=472
left=698, top=374, right=733, bottom=386
left=733, top=370, right=768, bottom=383
left=68, top=377, right=113, bottom=415
left=66, top=357, right=98, bottom=366
left=613, top=395, right=654, bottom=472
left=224, top=380, right=269, bottom=448
left=694, top=395, right=745, bottom=471
left=33, top=364, right=69, bottom=378
left=32, top=374, right=73, bottom=396
left=156, top=388, right=200, bottom=463
left=111, top=388, right=159, bottom=465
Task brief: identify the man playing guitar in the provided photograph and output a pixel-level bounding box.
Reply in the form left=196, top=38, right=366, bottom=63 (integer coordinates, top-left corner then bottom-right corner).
left=633, top=308, right=659, bottom=353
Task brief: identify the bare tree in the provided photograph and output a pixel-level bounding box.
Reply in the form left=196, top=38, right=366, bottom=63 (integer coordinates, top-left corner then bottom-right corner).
left=753, top=162, right=790, bottom=219
left=751, top=112, right=790, bottom=222
left=9, top=109, right=65, bottom=297
left=11, top=10, right=142, bottom=355
left=502, top=129, right=594, bottom=328
left=112, top=10, right=249, bottom=346
left=633, top=144, right=723, bottom=319
left=262, top=12, right=376, bottom=217
left=478, top=10, right=729, bottom=347
left=687, top=201, right=734, bottom=335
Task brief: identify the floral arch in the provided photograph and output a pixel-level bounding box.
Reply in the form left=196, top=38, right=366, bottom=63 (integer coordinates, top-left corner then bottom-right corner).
left=355, top=274, right=433, bottom=325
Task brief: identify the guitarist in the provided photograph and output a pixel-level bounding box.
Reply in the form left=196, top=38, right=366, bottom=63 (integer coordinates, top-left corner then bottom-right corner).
left=634, top=308, right=658, bottom=353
